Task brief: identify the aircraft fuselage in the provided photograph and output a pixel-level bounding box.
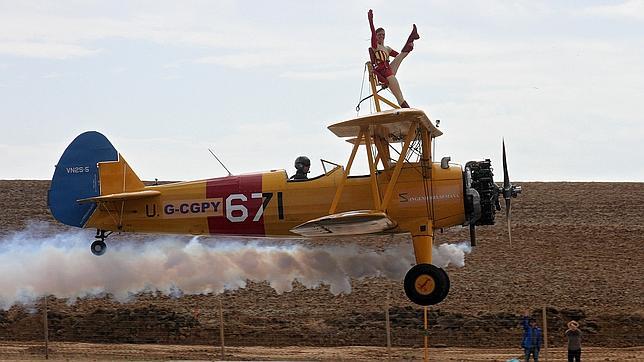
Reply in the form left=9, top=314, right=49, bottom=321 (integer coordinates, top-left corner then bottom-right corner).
left=85, top=163, right=466, bottom=237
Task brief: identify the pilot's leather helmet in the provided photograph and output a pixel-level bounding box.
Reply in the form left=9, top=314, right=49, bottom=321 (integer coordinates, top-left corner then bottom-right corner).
left=295, top=156, right=311, bottom=172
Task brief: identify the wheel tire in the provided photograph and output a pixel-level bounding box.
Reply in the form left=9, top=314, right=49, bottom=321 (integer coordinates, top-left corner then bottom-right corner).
left=435, top=267, right=450, bottom=302
left=403, top=264, right=450, bottom=306
left=91, top=240, right=107, bottom=256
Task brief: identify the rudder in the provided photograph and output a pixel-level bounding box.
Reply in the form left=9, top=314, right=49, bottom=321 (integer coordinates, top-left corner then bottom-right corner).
left=48, top=131, right=118, bottom=227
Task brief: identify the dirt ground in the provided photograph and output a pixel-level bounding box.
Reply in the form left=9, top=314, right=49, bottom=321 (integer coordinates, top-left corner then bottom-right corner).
left=0, top=341, right=642, bottom=361
left=0, top=181, right=642, bottom=353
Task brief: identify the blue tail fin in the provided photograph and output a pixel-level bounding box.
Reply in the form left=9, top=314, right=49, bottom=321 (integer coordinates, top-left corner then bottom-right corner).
left=48, top=131, right=118, bottom=227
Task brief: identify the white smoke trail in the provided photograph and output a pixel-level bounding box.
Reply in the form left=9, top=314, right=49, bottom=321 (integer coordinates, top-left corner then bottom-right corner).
left=0, top=224, right=472, bottom=309
left=432, top=242, right=472, bottom=268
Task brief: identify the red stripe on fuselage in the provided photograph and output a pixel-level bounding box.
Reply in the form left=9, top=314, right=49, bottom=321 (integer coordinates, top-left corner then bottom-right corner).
left=206, top=174, right=265, bottom=236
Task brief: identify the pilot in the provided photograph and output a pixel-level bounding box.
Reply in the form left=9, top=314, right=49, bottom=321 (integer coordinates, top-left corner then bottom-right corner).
left=290, top=156, right=310, bottom=180
left=368, top=9, right=419, bottom=108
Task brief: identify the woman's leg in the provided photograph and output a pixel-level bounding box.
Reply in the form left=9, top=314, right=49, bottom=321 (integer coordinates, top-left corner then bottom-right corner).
left=390, top=24, right=419, bottom=76
left=386, top=75, right=408, bottom=107
left=401, top=24, right=420, bottom=53
left=390, top=52, right=408, bottom=75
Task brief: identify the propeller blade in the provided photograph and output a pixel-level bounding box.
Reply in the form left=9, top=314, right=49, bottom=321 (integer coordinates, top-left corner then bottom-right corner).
left=501, top=139, right=520, bottom=245
left=469, top=223, right=476, bottom=247
left=505, top=197, right=512, bottom=246
left=502, top=139, right=510, bottom=192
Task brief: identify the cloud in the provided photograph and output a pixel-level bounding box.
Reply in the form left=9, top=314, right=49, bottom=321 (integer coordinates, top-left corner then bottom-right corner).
left=194, top=51, right=307, bottom=69
left=0, top=140, right=72, bottom=179
left=42, top=72, right=64, bottom=79
left=581, top=0, right=644, bottom=20
left=280, top=69, right=356, bottom=81
left=0, top=42, right=100, bottom=59
left=0, top=3, right=366, bottom=64
left=0, top=6, right=327, bottom=60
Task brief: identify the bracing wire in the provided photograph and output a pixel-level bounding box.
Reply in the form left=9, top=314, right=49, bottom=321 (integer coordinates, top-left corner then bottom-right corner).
left=385, top=130, right=434, bottom=219
left=356, top=63, right=392, bottom=113
left=356, top=63, right=368, bottom=115
left=387, top=133, right=424, bottom=179
left=398, top=130, right=434, bottom=221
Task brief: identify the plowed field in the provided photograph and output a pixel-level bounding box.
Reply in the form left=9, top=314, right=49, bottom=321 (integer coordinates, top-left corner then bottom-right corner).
left=0, top=180, right=642, bottom=360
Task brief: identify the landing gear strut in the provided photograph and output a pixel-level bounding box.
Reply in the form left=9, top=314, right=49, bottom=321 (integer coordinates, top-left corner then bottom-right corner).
left=91, top=229, right=112, bottom=256
left=403, top=264, right=450, bottom=306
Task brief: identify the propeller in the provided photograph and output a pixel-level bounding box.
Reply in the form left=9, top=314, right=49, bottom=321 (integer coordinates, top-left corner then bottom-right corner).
left=500, top=139, right=522, bottom=245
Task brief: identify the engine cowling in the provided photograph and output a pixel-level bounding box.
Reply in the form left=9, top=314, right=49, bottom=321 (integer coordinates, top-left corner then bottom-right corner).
left=463, top=159, right=500, bottom=227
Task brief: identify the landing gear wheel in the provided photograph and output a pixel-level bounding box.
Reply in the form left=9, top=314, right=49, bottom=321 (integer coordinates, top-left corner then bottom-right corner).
left=403, top=264, right=450, bottom=306
left=91, top=240, right=107, bottom=256
left=435, top=267, right=450, bottom=302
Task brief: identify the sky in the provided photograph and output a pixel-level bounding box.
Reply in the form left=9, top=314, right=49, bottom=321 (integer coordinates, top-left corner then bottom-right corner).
left=1, top=1, right=643, bottom=182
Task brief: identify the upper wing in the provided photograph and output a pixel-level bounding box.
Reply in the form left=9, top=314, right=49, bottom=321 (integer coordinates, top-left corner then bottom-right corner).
left=328, top=108, right=442, bottom=142
left=290, top=210, right=397, bottom=237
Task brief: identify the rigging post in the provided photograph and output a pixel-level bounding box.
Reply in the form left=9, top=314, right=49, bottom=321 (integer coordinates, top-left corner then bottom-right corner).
left=366, top=62, right=400, bottom=112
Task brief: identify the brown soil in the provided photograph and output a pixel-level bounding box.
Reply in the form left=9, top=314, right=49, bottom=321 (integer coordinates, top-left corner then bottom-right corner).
left=0, top=341, right=642, bottom=361
left=0, top=181, right=642, bottom=355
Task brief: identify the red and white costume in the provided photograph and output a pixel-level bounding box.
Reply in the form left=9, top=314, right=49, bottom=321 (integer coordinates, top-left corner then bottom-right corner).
left=370, top=44, right=399, bottom=84
left=367, top=10, right=419, bottom=107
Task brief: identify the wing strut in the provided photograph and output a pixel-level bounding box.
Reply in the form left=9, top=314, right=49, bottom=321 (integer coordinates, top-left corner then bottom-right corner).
left=329, top=121, right=420, bottom=215
left=364, top=128, right=382, bottom=210
left=373, top=128, right=391, bottom=169
left=380, top=122, right=418, bottom=211
left=329, top=128, right=364, bottom=214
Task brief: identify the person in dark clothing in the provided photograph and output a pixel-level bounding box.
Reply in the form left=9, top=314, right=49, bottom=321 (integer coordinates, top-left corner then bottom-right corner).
left=565, top=320, right=582, bottom=362
left=521, top=310, right=543, bottom=362
left=290, top=156, right=310, bottom=180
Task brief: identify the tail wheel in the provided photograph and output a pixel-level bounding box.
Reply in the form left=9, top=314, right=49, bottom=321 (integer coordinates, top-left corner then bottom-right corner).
left=91, top=240, right=107, bottom=256
left=404, top=264, right=450, bottom=306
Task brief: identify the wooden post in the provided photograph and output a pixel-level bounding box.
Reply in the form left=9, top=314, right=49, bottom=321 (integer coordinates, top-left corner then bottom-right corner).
left=542, top=306, right=548, bottom=362
left=385, top=289, right=391, bottom=360
left=366, top=62, right=382, bottom=112
left=43, top=296, right=49, bottom=360
left=424, top=306, right=428, bottom=362
left=219, top=298, right=225, bottom=360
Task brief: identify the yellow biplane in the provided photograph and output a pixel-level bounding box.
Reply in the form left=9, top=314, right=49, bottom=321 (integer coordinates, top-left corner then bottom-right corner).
left=48, top=70, right=520, bottom=306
